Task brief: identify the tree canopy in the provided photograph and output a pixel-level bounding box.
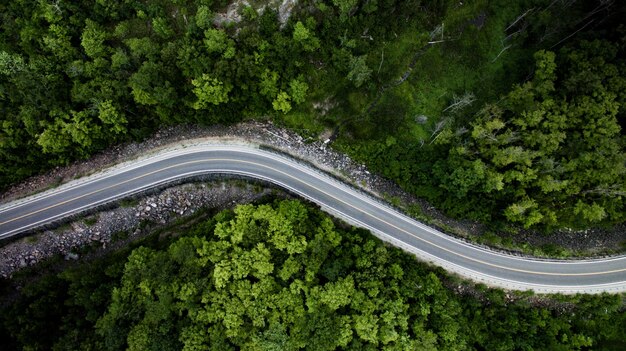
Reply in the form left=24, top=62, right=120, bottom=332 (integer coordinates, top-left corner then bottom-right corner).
left=1, top=200, right=625, bottom=350
left=434, top=43, right=625, bottom=228
left=0, top=0, right=426, bottom=187
left=0, top=0, right=624, bottom=232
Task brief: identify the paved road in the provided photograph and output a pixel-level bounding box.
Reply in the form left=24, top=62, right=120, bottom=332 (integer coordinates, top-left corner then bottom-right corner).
left=1, top=145, right=625, bottom=294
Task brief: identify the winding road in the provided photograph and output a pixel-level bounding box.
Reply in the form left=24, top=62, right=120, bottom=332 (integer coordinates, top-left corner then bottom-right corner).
left=1, top=144, right=625, bottom=294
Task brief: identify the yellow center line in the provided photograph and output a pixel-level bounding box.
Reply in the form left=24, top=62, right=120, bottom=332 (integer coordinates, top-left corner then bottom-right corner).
left=0, top=160, right=210, bottom=226
left=2, top=156, right=625, bottom=278
left=264, top=160, right=626, bottom=278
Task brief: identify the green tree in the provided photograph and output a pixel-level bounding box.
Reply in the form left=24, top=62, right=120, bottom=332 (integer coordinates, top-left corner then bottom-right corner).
left=347, top=55, right=372, bottom=88
left=436, top=43, right=626, bottom=228
left=332, top=0, right=359, bottom=17
left=37, top=118, right=72, bottom=155
left=272, top=91, right=292, bottom=114
left=98, top=100, right=127, bottom=135
left=289, top=78, right=309, bottom=105
left=292, top=21, right=320, bottom=52
left=43, top=24, right=77, bottom=61
left=0, top=51, right=26, bottom=76
left=195, top=5, right=213, bottom=29
left=204, top=28, right=229, bottom=54
left=129, top=62, right=167, bottom=106
left=259, top=69, right=279, bottom=98
left=152, top=17, right=174, bottom=39
left=192, top=74, right=231, bottom=109
left=81, top=19, right=108, bottom=58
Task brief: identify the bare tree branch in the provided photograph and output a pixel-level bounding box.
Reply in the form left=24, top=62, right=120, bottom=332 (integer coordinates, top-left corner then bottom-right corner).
left=505, top=8, right=535, bottom=31
left=492, top=45, right=512, bottom=63
left=377, top=48, right=385, bottom=74
left=582, top=185, right=626, bottom=197
left=550, top=19, right=595, bottom=49
left=429, top=118, right=449, bottom=144
left=443, top=92, right=475, bottom=113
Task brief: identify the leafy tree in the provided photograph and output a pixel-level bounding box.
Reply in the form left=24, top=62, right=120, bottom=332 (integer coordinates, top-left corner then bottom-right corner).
left=43, top=24, right=77, bottom=62
left=272, top=91, right=292, bottom=114
left=3, top=200, right=626, bottom=350
left=435, top=44, right=625, bottom=228
left=98, top=100, right=127, bottom=135
left=0, top=51, right=26, bottom=76
left=81, top=19, right=108, bottom=58
left=292, top=21, right=320, bottom=52
left=195, top=5, right=213, bottom=29
left=37, top=118, right=72, bottom=155
left=347, top=55, right=372, bottom=88
left=289, top=77, right=309, bottom=104
left=125, top=37, right=160, bottom=61
left=259, top=69, right=280, bottom=98
left=152, top=17, right=174, bottom=39
left=129, top=62, right=167, bottom=106
left=192, top=74, right=231, bottom=108
left=204, top=28, right=229, bottom=54
left=332, top=0, right=359, bottom=17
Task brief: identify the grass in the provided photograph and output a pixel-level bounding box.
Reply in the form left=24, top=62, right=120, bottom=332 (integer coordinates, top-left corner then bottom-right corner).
left=111, top=231, right=129, bottom=243
left=276, top=109, right=326, bottom=138
left=273, top=3, right=608, bottom=258
left=25, top=235, right=39, bottom=244
left=283, top=0, right=527, bottom=155
left=83, top=216, right=98, bottom=226
left=118, top=198, right=139, bottom=208
left=55, top=222, right=72, bottom=232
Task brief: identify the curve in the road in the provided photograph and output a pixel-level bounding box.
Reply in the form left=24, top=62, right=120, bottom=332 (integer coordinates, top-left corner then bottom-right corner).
left=1, top=145, right=625, bottom=294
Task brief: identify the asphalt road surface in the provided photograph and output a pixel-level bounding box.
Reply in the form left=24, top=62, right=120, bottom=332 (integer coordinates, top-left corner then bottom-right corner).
left=1, top=145, right=625, bottom=294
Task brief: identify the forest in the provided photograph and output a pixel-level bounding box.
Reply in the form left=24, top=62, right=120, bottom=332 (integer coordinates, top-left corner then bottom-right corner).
left=1, top=199, right=625, bottom=350
left=1, top=1, right=625, bottom=349
left=1, top=0, right=624, bottom=230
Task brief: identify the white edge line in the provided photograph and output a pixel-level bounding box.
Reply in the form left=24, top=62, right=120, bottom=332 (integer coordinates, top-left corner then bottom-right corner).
left=2, top=167, right=625, bottom=294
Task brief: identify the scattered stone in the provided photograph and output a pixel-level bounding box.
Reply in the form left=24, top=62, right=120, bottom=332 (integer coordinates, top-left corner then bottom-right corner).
left=415, top=115, right=428, bottom=124
left=64, top=253, right=79, bottom=260
left=1, top=119, right=624, bottom=279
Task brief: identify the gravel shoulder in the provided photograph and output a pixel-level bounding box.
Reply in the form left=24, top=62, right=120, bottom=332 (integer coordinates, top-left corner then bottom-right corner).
left=1, top=121, right=624, bottom=278
left=0, top=180, right=278, bottom=278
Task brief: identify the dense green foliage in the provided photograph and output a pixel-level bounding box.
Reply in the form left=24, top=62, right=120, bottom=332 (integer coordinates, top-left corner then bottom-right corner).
left=0, top=0, right=427, bottom=185
left=435, top=43, right=625, bottom=228
left=337, top=2, right=626, bottom=230
left=1, top=0, right=624, bottom=231
left=1, top=200, right=625, bottom=350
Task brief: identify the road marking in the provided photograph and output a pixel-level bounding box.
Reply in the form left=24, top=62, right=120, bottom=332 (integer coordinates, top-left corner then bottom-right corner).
left=1, top=156, right=625, bottom=280
left=242, top=161, right=626, bottom=277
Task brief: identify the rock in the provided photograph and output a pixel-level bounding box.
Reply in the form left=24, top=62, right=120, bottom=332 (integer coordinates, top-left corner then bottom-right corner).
left=415, top=115, right=428, bottom=124
left=65, top=252, right=79, bottom=260
left=19, top=258, right=27, bottom=267
left=145, top=206, right=151, bottom=212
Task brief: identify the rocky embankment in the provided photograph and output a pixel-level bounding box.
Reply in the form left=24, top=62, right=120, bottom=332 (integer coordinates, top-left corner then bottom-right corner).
left=1, top=121, right=624, bottom=278
left=0, top=182, right=273, bottom=278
